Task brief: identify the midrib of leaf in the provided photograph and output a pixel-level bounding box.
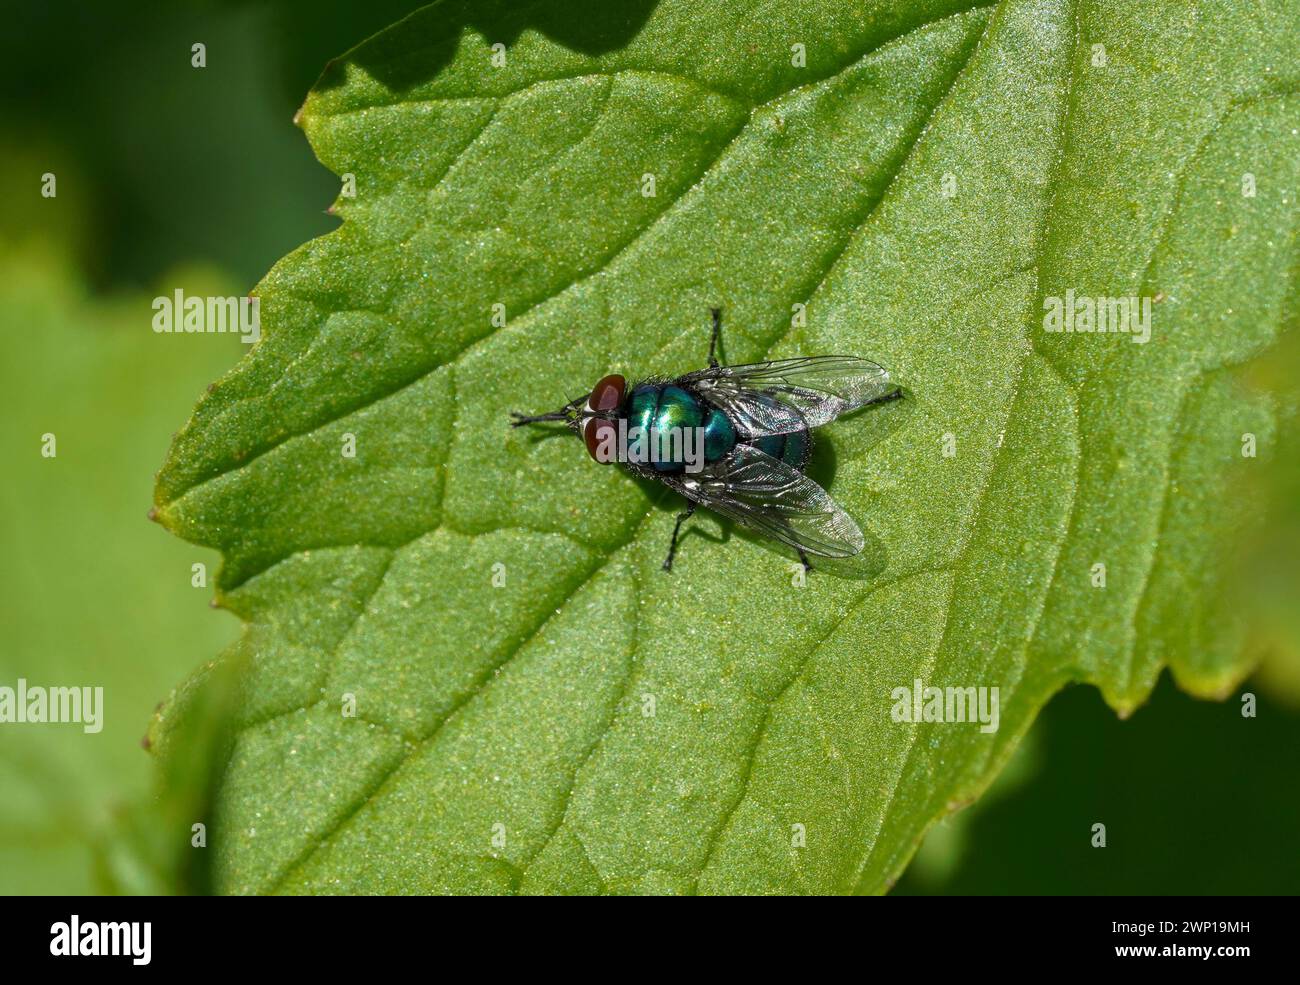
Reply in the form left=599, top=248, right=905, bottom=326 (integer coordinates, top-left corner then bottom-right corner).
left=694, top=0, right=1052, bottom=887
left=814, top=0, right=1081, bottom=889
left=835, top=8, right=1084, bottom=889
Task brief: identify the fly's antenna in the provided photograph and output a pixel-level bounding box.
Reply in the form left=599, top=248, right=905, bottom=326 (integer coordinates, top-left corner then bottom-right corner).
left=510, top=409, right=570, bottom=427
left=509, top=392, right=590, bottom=428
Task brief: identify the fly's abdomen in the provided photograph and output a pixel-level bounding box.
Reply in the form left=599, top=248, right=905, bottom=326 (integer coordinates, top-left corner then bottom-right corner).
left=743, top=393, right=810, bottom=470
left=749, top=428, right=810, bottom=470
left=702, top=406, right=736, bottom=463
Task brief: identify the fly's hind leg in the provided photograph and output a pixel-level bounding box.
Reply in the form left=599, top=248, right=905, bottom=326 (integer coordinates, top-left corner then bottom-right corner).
left=662, top=501, right=698, bottom=572
left=708, top=307, right=723, bottom=368
left=797, top=548, right=812, bottom=574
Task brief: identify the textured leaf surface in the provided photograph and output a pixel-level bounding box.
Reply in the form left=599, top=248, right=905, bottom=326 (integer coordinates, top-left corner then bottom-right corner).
left=154, top=0, right=1300, bottom=894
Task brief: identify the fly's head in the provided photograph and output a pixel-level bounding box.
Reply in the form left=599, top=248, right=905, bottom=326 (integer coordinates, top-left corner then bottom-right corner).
left=510, top=373, right=627, bottom=464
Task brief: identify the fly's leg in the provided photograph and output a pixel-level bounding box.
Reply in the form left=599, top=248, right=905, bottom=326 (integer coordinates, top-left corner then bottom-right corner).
left=662, top=501, right=698, bottom=572
left=797, top=548, right=812, bottom=574
left=708, top=307, right=722, bottom=369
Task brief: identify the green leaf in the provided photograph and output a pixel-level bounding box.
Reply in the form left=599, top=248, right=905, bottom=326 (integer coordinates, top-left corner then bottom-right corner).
left=154, top=0, right=1300, bottom=894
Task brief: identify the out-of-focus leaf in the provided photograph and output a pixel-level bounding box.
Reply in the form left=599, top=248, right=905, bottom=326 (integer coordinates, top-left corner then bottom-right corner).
left=0, top=242, right=240, bottom=893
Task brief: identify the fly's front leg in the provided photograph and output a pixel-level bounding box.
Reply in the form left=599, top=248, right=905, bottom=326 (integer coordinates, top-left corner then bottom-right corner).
left=708, top=307, right=722, bottom=368
left=662, top=501, right=698, bottom=572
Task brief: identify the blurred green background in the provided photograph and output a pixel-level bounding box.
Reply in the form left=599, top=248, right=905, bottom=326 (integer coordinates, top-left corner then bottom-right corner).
left=1, top=0, right=1296, bottom=895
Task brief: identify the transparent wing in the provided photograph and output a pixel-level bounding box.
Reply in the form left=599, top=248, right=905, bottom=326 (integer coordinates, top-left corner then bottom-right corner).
left=682, top=355, right=896, bottom=437
left=661, top=444, right=865, bottom=558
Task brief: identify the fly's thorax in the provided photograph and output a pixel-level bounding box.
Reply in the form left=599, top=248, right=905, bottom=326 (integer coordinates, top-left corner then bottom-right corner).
left=627, top=384, right=699, bottom=473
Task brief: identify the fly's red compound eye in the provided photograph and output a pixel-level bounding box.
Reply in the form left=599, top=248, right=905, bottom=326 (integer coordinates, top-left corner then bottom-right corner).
left=582, top=374, right=625, bottom=463
left=587, top=374, right=625, bottom=412
left=584, top=419, right=617, bottom=462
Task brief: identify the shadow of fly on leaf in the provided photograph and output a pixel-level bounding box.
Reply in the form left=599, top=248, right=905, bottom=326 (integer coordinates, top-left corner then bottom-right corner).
left=510, top=308, right=903, bottom=575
